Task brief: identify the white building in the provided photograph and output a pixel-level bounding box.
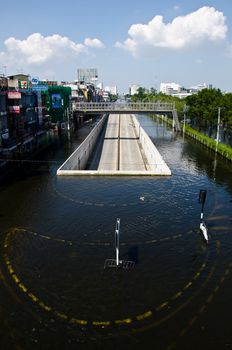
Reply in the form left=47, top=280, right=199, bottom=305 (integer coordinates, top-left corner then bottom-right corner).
left=129, top=84, right=141, bottom=95
left=105, top=86, right=117, bottom=95
left=160, top=82, right=181, bottom=95
left=189, top=83, right=212, bottom=92
left=160, top=82, right=213, bottom=98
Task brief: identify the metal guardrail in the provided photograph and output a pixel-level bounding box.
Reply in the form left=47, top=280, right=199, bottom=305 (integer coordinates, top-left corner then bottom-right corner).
left=73, top=102, right=175, bottom=113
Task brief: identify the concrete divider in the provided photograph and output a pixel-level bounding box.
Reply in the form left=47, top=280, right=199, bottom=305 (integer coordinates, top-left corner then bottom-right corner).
left=57, top=115, right=108, bottom=173
left=131, top=115, right=171, bottom=175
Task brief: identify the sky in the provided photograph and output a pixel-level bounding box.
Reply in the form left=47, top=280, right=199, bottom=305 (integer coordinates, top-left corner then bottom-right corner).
left=0, top=0, right=232, bottom=93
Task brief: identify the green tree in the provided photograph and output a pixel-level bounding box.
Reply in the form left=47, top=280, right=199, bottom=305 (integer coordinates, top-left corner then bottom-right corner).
left=150, top=87, right=157, bottom=94
left=186, top=88, right=223, bottom=127
left=223, top=93, right=232, bottom=128
left=109, top=93, right=118, bottom=102
left=136, top=87, right=147, bottom=100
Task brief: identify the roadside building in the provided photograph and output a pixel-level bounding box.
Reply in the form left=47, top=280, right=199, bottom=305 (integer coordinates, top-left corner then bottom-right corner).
left=0, top=76, right=8, bottom=150
left=0, top=74, right=48, bottom=154
left=7, top=75, right=39, bottom=150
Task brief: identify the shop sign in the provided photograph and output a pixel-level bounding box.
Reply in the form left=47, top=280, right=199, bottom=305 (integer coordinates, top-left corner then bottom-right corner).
left=31, top=78, right=39, bottom=85
left=7, top=92, right=21, bottom=99
left=32, top=85, right=48, bottom=92
left=19, top=81, right=28, bottom=89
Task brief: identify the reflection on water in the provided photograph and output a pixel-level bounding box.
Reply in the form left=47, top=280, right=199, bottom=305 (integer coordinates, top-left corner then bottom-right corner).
left=0, top=115, right=232, bottom=350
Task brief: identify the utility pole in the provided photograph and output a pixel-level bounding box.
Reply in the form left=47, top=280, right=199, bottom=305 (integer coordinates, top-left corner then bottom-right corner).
left=215, top=107, right=221, bottom=153
left=183, top=104, right=187, bottom=134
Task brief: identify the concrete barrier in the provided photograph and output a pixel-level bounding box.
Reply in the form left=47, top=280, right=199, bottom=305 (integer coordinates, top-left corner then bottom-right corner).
left=57, top=115, right=108, bottom=173
left=131, top=115, right=171, bottom=175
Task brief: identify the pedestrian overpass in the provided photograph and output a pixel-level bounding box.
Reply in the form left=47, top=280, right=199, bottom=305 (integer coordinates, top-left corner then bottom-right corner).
left=73, top=101, right=173, bottom=113
left=72, top=101, right=180, bottom=131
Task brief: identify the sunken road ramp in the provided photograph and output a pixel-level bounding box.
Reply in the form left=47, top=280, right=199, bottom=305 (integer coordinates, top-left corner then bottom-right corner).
left=57, top=114, right=171, bottom=176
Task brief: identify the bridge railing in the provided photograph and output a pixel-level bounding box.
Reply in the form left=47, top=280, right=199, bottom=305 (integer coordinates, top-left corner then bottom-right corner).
left=73, top=101, right=175, bottom=112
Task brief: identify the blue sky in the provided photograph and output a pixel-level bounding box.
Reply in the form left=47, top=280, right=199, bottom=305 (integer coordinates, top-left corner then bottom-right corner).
left=0, top=0, right=232, bottom=93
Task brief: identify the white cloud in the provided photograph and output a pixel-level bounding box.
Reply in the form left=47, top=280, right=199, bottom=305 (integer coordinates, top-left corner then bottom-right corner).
left=116, top=6, right=227, bottom=56
left=84, top=37, right=105, bottom=48
left=0, top=33, right=106, bottom=69
left=2, top=33, right=88, bottom=65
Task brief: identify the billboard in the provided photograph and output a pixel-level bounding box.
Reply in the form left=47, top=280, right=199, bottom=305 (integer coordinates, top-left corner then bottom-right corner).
left=77, top=68, right=98, bottom=83
left=51, top=93, right=62, bottom=109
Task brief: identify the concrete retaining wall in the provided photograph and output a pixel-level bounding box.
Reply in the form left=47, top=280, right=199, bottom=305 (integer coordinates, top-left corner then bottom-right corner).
left=57, top=115, right=108, bottom=173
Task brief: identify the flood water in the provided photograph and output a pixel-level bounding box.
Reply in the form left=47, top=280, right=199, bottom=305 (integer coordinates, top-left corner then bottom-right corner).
left=0, top=115, right=232, bottom=350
